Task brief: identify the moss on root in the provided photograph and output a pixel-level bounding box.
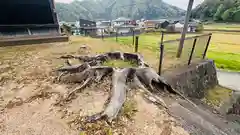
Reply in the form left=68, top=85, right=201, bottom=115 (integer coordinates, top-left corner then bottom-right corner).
left=102, top=60, right=138, bottom=68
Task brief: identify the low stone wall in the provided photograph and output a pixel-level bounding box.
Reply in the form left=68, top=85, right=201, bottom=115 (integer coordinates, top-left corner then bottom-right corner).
left=227, top=94, right=240, bottom=116
left=164, top=60, right=218, bottom=99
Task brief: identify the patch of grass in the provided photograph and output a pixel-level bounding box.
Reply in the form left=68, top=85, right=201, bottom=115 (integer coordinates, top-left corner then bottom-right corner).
left=204, top=23, right=240, bottom=30
left=120, top=99, right=138, bottom=120
left=78, top=120, right=114, bottom=135
left=106, top=32, right=240, bottom=71
left=204, top=86, right=232, bottom=107
left=106, top=33, right=199, bottom=52
left=207, top=51, right=240, bottom=71
left=102, top=60, right=138, bottom=68
left=106, top=35, right=160, bottom=52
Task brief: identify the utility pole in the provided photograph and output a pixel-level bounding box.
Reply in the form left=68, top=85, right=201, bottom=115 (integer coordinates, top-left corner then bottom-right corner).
left=176, top=0, right=194, bottom=58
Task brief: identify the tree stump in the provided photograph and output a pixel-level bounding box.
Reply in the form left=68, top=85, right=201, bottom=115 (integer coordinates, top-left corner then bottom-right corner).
left=56, top=51, right=180, bottom=122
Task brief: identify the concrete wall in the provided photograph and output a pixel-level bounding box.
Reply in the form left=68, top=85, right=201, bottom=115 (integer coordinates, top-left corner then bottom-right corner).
left=165, top=60, right=218, bottom=99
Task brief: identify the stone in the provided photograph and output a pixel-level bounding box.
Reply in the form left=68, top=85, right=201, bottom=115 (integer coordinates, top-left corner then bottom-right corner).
left=78, top=44, right=91, bottom=54
left=164, top=60, right=218, bottom=99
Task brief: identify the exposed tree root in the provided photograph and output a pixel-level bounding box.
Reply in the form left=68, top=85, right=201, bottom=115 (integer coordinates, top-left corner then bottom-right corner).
left=56, top=51, right=187, bottom=122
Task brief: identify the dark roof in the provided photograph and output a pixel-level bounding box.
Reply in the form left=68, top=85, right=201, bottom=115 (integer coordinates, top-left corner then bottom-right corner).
left=79, top=27, right=98, bottom=30
left=113, top=23, right=135, bottom=28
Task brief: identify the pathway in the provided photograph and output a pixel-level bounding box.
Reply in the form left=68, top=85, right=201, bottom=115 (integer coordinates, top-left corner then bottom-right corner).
left=217, top=70, right=240, bottom=91
left=168, top=99, right=240, bottom=135
left=167, top=69, right=240, bottom=135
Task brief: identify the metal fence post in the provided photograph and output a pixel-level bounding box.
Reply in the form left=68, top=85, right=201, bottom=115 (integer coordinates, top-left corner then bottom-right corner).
left=188, top=38, right=197, bottom=65
left=158, top=44, right=164, bottom=75
left=158, top=31, right=165, bottom=75
left=202, top=34, right=212, bottom=59
left=132, top=28, right=135, bottom=45
left=116, top=28, right=118, bottom=42
left=135, top=36, right=139, bottom=53
left=161, top=31, right=164, bottom=44
left=101, top=28, right=104, bottom=40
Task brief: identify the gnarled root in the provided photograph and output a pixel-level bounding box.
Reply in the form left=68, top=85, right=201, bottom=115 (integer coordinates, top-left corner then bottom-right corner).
left=59, top=51, right=148, bottom=67
left=56, top=52, right=178, bottom=122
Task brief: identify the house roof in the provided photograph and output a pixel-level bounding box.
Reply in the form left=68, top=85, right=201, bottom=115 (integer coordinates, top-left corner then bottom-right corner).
left=114, top=17, right=131, bottom=22
left=175, top=22, right=184, bottom=27
left=144, top=20, right=161, bottom=23
left=189, top=22, right=199, bottom=27
left=113, top=24, right=136, bottom=28
left=97, top=21, right=111, bottom=27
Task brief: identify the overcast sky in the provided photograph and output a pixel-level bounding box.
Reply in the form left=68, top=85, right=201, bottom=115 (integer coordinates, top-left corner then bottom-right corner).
left=55, top=0, right=204, bottom=9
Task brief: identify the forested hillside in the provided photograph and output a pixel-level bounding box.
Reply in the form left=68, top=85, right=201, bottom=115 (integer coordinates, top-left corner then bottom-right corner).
left=192, top=0, right=240, bottom=22
left=55, top=0, right=185, bottom=21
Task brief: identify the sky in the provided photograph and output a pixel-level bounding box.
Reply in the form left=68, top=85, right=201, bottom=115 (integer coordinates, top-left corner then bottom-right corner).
left=55, top=0, right=204, bottom=9
left=165, top=0, right=204, bottom=9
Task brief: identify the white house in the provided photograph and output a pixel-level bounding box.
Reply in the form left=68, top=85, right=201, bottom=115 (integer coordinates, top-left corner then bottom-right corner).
left=96, top=21, right=111, bottom=35
left=174, top=22, right=184, bottom=32
left=112, top=17, right=132, bottom=26
left=113, top=25, right=135, bottom=34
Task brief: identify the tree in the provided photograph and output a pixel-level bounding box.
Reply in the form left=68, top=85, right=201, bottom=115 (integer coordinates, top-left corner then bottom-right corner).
left=233, top=9, right=240, bottom=21
left=221, top=9, right=233, bottom=21
left=55, top=0, right=185, bottom=21
left=192, top=0, right=240, bottom=22
left=214, top=4, right=225, bottom=21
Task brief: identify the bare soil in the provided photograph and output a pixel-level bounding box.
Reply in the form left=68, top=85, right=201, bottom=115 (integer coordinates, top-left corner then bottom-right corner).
left=0, top=37, right=189, bottom=135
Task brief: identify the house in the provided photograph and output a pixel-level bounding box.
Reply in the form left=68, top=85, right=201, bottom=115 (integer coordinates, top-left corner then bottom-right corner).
left=79, top=19, right=96, bottom=28
left=97, top=21, right=111, bottom=27
left=144, top=20, right=160, bottom=29
left=175, top=22, right=184, bottom=32
left=138, top=21, right=145, bottom=29
left=113, top=17, right=130, bottom=26
left=166, top=22, right=184, bottom=33
left=113, top=24, right=135, bottom=34
left=160, top=20, right=170, bottom=29
left=165, top=21, right=202, bottom=33
left=188, top=20, right=202, bottom=32
left=78, top=19, right=97, bottom=36
left=96, top=21, right=112, bottom=36
left=111, top=17, right=137, bottom=34
left=144, top=19, right=170, bottom=29
left=155, top=19, right=170, bottom=29
left=112, top=17, right=136, bottom=26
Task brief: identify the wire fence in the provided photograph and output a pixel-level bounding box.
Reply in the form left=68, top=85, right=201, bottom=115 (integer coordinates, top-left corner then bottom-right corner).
left=92, top=29, right=212, bottom=74
left=158, top=33, right=212, bottom=74
left=90, top=26, right=141, bottom=39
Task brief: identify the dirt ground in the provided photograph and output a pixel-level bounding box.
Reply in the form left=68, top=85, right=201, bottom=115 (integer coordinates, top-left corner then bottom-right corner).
left=0, top=37, right=189, bottom=135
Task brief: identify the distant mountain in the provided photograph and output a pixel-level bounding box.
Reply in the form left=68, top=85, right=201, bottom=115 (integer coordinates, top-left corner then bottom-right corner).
left=192, top=0, right=240, bottom=22
left=55, top=0, right=185, bottom=21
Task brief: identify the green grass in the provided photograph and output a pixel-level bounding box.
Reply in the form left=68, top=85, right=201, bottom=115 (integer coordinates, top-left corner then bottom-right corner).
left=207, top=51, right=240, bottom=71
left=204, top=23, right=240, bottom=30
left=108, top=35, right=159, bottom=52
left=106, top=32, right=240, bottom=71
left=107, top=33, right=198, bottom=53
left=204, top=86, right=232, bottom=107
left=120, top=99, right=138, bottom=120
